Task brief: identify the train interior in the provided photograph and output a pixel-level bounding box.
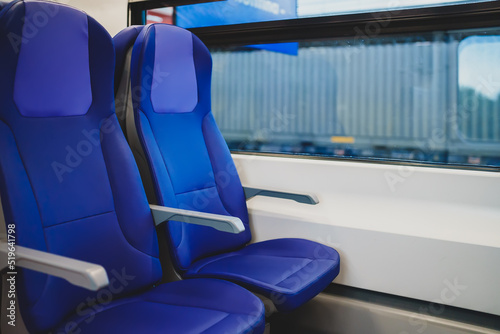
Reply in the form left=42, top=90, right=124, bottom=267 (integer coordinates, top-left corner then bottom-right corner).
left=0, top=0, right=499, bottom=333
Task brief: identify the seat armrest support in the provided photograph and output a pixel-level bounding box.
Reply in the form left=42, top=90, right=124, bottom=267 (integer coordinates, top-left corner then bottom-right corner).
left=150, top=205, right=245, bottom=234
left=0, top=239, right=109, bottom=291
left=243, top=187, right=319, bottom=205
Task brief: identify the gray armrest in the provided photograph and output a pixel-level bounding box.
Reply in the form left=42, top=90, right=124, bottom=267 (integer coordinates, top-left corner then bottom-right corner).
left=243, top=187, right=319, bottom=205
left=150, top=205, right=245, bottom=234
left=0, top=240, right=108, bottom=291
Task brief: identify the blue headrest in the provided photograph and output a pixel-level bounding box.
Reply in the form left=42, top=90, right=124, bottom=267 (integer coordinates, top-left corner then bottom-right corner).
left=135, top=24, right=200, bottom=114
left=12, top=1, right=92, bottom=117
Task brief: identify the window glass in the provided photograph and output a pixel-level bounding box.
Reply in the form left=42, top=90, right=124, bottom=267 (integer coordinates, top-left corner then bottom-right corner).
left=143, top=2, right=500, bottom=168
left=458, top=36, right=500, bottom=149
left=175, top=0, right=296, bottom=28
left=210, top=30, right=500, bottom=167
left=151, top=0, right=494, bottom=28
left=298, top=0, right=493, bottom=17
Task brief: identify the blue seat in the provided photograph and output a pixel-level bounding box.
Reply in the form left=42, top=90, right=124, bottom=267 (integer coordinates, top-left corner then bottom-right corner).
left=114, top=24, right=341, bottom=313
left=0, top=2, right=264, bottom=333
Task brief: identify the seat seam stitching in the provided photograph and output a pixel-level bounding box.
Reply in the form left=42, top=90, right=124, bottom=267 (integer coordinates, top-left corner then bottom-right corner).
left=199, top=313, right=232, bottom=333
left=190, top=253, right=240, bottom=272
left=0, top=119, right=50, bottom=308
left=175, top=185, right=216, bottom=196
left=273, top=259, right=314, bottom=287
left=43, top=210, right=114, bottom=229
left=191, top=252, right=335, bottom=273
left=200, top=112, right=235, bottom=219
left=99, top=114, right=157, bottom=258
left=188, top=256, right=339, bottom=295
left=136, top=109, right=185, bottom=262
left=144, top=300, right=253, bottom=316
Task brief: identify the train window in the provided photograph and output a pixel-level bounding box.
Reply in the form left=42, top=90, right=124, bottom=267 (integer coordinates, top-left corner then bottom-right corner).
left=209, top=30, right=500, bottom=167
left=135, top=0, right=500, bottom=169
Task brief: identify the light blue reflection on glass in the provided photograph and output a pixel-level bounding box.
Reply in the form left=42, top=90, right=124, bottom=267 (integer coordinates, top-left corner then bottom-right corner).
left=459, top=35, right=500, bottom=100
left=298, top=0, right=493, bottom=17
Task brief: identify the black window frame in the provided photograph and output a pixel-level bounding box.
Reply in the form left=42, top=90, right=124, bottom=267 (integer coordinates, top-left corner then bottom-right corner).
left=129, top=0, right=500, bottom=172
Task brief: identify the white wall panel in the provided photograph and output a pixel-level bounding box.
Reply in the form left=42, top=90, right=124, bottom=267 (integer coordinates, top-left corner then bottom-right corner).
left=55, top=0, right=128, bottom=36
left=233, top=154, right=500, bottom=316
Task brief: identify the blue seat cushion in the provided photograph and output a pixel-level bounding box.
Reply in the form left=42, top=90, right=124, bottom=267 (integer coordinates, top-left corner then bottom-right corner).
left=55, top=279, right=265, bottom=334
left=184, top=239, right=340, bottom=312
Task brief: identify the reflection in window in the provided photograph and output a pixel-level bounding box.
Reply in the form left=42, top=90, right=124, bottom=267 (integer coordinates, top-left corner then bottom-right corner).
left=298, top=0, right=494, bottom=17
left=147, top=8, right=174, bottom=25
left=458, top=36, right=500, bottom=145
left=210, top=32, right=500, bottom=167
left=175, top=0, right=296, bottom=28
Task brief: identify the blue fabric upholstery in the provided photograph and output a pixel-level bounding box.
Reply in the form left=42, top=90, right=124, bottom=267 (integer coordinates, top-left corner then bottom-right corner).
left=115, top=23, right=341, bottom=312
left=184, top=239, right=341, bottom=312
left=56, top=279, right=265, bottom=334
left=124, top=24, right=252, bottom=271
left=151, top=25, right=198, bottom=114
left=0, top=2, right=264, bottom=333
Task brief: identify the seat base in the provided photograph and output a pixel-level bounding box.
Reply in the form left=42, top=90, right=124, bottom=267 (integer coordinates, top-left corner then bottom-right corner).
left=55, top=279, right=265, bottom=334
left=185, top=238, right=340, bottom=312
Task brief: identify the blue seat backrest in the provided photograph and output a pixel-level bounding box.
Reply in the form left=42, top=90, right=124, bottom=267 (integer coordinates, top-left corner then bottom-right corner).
left=129, top=24, right=251, bottom=271
left=0, top=2, right=161, bottom=332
